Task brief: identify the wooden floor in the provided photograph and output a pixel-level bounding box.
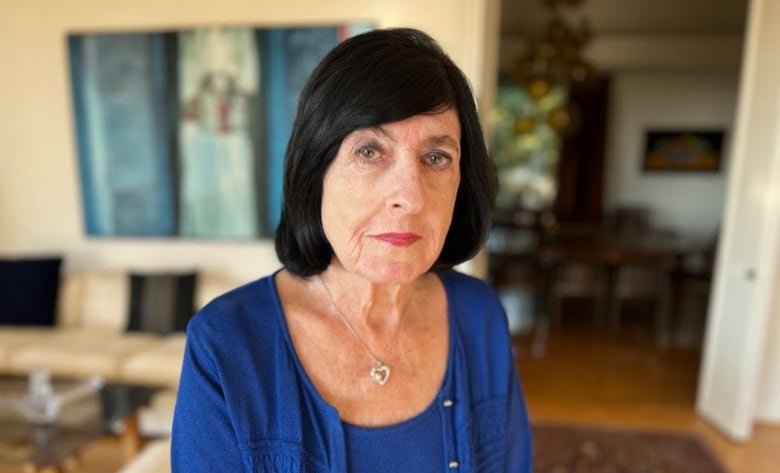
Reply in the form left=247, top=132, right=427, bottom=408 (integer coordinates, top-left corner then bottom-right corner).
left=2, top=317, right=778, bottom=472
left=516, top=315, right=780, bottom=473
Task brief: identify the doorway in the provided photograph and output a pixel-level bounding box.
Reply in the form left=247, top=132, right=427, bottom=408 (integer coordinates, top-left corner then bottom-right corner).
left=490, top=0, right=748, bottom=436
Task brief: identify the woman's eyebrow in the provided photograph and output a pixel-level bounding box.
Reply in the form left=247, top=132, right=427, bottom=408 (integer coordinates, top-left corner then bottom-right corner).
left=423, top=135, right=459, bottom=150
left=372, top=126, right=459, bottom=150
left=346, top=127, right=384, bottom=142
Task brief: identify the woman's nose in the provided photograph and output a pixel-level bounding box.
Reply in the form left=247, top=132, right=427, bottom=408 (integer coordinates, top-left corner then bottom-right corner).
left=387, top=158, right=425, bottom=214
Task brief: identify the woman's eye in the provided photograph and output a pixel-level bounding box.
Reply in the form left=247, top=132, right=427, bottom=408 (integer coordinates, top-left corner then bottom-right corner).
left=424, top=152, right=452, bottom=167
left=356, top=146, right=380, bottom=160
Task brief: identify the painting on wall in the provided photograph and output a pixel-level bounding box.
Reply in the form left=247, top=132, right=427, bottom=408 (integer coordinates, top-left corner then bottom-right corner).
left=641, top=130, right=725, bottom=173
left=68, top=23, right=371, bottom=239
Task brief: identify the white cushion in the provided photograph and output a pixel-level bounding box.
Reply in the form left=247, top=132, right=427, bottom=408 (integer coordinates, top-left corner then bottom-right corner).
left=119, top=438, right=170, bottom=473
left=0, top=327, right=53, bottom=371
left=8, top=328, right=159, bottom=381
left=79, top=272, right=130, bottom=331
left=120, top=334, right=186, bottom=387
left=57, top=272, right=85, bottom=329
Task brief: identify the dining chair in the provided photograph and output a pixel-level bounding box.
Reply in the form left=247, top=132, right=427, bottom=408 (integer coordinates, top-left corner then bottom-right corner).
left=608, top=263, right=672, bottom=347
left=549, top=262, right=609, bottom=328
left=606, top=206, right=651, bottom=236
left=670, top=236, right=717, bottom=347
left=537, top=221, right=610, bottom=329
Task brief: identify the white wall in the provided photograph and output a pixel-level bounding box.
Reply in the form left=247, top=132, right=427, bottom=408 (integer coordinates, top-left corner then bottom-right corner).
left=0, top=0, right=496, bottom=283
left=604, top=71, right=738, bottom=241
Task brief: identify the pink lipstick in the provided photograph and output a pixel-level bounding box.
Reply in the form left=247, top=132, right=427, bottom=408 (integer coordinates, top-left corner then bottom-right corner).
left=374, top=232, right=422, bottom=247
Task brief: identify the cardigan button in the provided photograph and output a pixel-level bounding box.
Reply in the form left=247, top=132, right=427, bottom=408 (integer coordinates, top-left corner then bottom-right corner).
left=443, top=399, right=454, bottom=407
left=448, top=460, right=459, bottom=468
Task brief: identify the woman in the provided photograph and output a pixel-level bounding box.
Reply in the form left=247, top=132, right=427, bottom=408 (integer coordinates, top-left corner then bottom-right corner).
left=172, top=28, right=533, bottom=472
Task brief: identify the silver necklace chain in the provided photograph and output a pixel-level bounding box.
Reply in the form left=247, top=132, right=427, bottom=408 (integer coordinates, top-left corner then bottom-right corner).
left=318, top=276, right=400, bottom=385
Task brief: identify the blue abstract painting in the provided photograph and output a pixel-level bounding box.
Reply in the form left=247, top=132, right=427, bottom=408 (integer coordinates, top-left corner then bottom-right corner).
left=69, top=23, right=370, bottom=239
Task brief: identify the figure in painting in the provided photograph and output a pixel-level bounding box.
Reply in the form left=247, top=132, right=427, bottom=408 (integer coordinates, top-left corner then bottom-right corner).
left=178, top=28, right=259, bottom=238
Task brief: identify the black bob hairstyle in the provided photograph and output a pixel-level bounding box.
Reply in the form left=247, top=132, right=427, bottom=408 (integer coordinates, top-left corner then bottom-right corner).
left=275, top=28, right=497, bottom=277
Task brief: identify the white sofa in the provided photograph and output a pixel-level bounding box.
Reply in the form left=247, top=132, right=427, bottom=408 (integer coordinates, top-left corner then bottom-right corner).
left=0, top=270, right=241, bottom=446
left=0, top=269, right=245, bottom=472
left=1, top=271, right=237, bottom=381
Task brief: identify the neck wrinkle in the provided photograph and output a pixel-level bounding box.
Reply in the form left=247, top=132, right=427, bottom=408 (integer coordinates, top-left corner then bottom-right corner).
left=318, top=263, right=419, bottom=341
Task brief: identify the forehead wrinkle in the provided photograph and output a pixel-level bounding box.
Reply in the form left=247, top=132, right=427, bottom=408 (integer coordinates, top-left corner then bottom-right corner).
left=373, top=125, right=393, bottom=142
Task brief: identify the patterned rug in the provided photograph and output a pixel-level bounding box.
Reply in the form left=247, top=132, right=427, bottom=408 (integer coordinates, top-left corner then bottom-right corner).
left=532, top=423, right=729, bottom=473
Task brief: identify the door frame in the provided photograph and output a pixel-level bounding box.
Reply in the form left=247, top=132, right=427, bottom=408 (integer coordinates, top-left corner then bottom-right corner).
left=696, top=0, right=780, bottom=441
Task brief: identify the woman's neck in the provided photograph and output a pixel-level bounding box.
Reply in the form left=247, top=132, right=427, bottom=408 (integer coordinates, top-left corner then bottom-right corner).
left=317, top=262, right=421, bottom=339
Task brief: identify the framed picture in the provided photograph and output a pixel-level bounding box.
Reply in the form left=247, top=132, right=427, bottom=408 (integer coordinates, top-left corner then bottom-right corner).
left=641, top=129, right=725, bottom=173
left=68, top=23, right=371, bottom=239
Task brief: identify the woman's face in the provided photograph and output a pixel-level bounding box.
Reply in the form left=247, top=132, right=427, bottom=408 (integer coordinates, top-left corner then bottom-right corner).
left=321, top=109, right=461, bottom=285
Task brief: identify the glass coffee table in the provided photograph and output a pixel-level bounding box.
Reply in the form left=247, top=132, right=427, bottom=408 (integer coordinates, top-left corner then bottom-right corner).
left=0, top=375, right=158, bottom=473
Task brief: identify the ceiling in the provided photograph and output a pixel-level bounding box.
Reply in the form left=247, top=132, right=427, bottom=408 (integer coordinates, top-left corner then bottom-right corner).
left=501, top=0, right=749, bottom=37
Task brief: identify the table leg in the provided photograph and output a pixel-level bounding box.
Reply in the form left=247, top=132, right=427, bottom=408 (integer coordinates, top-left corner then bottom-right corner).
left=605, top=264, right=620, bottom=333
left=655, top=268, right=673, bottom=349
left=531, top=262, right=553, bottom=358
left=120, top=412, right=142, bottom=461
left=595, top=264, right=612, bottom=329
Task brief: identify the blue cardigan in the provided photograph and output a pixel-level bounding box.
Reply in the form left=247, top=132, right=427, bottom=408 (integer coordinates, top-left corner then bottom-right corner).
left=172, top=270, right=533, bottom=472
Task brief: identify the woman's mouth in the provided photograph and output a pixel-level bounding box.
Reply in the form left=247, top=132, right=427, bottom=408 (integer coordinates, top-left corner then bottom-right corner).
left=374, top=232, right=422, bottom=247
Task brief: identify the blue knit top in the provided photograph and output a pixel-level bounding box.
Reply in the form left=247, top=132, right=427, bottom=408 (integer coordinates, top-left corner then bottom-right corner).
left=171, top=270, right=533, bottom=472
left=343, top=395, right=444, bottom=471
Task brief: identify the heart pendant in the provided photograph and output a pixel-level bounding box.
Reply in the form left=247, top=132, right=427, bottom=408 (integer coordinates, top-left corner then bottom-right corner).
left=370, top=363, right=390, bottom=385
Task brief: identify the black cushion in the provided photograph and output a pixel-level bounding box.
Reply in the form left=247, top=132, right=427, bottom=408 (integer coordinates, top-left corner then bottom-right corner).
left=0, top=257, right=62, bottom=326
left=127, top=272, right=197, bottom=335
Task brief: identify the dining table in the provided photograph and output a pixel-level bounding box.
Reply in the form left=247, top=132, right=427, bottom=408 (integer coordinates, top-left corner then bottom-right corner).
left=491, top=223, right=700, bottom=357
